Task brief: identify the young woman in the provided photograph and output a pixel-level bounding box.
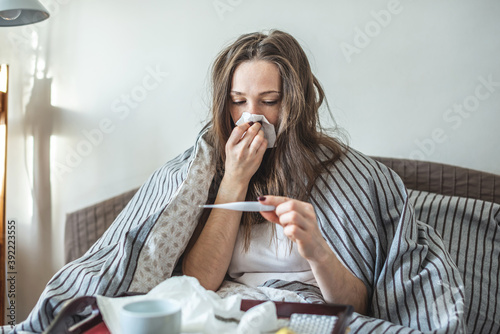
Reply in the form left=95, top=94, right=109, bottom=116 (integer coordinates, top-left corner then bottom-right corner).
left=182, top=30, right=368, bottom=313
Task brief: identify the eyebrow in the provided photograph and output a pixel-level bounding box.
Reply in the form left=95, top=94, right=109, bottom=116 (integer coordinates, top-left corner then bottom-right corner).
left=230, top=90, right=281, bottom=96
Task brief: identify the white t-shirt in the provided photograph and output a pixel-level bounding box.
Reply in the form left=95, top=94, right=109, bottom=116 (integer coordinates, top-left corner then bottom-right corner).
left=227, top=222, right=318, bottom=287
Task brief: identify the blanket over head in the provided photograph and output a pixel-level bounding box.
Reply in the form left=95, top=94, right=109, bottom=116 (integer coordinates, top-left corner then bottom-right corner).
left=4, top=130, right=467, bottom=333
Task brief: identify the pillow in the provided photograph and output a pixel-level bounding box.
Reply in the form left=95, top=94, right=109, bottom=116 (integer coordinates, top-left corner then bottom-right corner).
left=408, top=189, right=500, bottom=333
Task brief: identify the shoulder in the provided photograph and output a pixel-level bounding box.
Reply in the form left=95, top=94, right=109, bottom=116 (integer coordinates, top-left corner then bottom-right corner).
left=315, top=145, right=407, bottom=197
left=316, top=144, right=393, bottom=176
left=341, top=147, right=399, bottom=179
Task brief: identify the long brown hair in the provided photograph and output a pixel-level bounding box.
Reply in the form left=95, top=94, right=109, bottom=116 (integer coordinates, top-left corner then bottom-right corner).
left=205, top=30, right=346, bottom=249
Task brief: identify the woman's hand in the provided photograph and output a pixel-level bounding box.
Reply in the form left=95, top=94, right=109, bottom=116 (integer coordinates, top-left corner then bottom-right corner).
left=258, top=196, right=330, bottom=262
left=257, top=195, right=368, bottom=313
left=224, top=121, right=268, bottom=184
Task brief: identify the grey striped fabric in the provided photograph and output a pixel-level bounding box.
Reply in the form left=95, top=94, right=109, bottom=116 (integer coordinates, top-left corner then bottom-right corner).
left=2, top=132, right=472, bottom=333
left=1, top=143, right=200, bottom=334
left=260, top=279, right=326, bottom=304
left=408, top=189, right=500, bottom=333
left=310, top=147, right=466, bottom=333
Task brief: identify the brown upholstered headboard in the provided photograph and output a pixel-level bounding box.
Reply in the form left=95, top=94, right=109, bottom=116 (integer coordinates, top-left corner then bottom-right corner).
left=64, top=188, right=138, bottom=263
left=64, top=157, right=500, bottom=263
left=372, top=157, right=500, bottom=205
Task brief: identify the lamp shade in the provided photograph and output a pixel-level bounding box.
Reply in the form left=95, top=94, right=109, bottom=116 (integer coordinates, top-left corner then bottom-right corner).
left=0, top=0, right=49, bottom=27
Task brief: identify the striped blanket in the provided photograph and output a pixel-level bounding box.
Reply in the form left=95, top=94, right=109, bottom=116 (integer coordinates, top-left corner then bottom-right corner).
left=6, top=130, right=499, bottom=333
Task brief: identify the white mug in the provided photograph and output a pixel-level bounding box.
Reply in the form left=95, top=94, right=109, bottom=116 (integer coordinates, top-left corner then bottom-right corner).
left=120, top=299, right=181, bottom=334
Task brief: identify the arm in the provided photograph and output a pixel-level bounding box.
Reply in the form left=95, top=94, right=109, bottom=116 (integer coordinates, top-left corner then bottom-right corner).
left=182, top=122, right=267, bottom=291
left=258, top=196, right=368, bottom=314
left=308, top=241, right=368, bottom=314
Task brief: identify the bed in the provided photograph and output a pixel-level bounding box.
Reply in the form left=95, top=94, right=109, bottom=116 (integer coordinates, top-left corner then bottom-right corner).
left=63, top=156, right=500, bottom=333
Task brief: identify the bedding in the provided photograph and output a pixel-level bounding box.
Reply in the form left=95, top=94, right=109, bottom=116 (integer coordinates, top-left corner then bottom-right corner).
left=408, top=189, right=500, bottom=333
left=3, top=129, right=490, bottom=333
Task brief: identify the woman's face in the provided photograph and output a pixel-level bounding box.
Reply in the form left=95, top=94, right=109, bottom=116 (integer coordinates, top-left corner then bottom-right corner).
left=229, top=60, right=282, bottom=126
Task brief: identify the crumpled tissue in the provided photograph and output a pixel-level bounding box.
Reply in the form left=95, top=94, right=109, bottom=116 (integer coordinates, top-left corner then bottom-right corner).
left=235, top=112, right=276, bottom=148
left=96, top=276, right=280, bottom=334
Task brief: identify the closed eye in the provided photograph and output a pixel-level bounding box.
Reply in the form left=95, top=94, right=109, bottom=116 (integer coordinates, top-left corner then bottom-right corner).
left=231, top=100, right=278, bottom=106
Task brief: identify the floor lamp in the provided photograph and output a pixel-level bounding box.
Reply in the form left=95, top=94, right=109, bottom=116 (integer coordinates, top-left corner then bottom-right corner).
left=0, top=0, right=49, bottom=325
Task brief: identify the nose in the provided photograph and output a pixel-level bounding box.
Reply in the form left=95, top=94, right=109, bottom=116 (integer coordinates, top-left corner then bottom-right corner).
left=246, top=101, right=260, bottom=115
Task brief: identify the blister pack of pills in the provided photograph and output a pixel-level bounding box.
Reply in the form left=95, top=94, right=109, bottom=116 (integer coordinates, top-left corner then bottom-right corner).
left=288, top=313, right=338, bottom=334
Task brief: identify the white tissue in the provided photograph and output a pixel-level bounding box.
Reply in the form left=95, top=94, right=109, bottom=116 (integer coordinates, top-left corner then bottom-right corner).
left=235, top=112, right=276, bottom=148
left=237, top=301, right=279, bottom=334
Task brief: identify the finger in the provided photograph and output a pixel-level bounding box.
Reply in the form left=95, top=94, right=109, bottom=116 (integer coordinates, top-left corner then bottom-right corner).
left=259, top=210, right=280, bottom=224
left=239, top=122, right=263, bottom=147
left=274, top=197, right=315, bottom=217
left=249, top=129, right=268, bottom=154
left=283, top=223, right=308, bottom=242
left=259, top=196, right=316, bottom=229
left=257, top=195, right=290, bottom=224
left=278, top=211, right=308, bottom=230
left=257, top=195, right=290, bottom=207
left=227, top=122, right=253, bottom=146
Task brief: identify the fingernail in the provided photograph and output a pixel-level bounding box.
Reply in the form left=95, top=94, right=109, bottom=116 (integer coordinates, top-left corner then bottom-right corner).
left=248, top=121, right=255, bottom=126
left=257, top=196, right=266, bottom=201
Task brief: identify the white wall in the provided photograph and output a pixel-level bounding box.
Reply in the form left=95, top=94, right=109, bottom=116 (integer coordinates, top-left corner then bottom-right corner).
left=1, top=0, right=499, bottom=323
